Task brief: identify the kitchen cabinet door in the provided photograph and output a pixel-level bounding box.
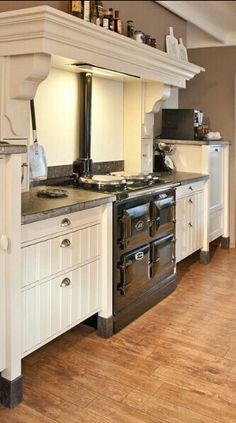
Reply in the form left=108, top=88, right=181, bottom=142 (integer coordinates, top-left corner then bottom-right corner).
left=22, top=260, right=101, bottom=356
left=0, top=156, right=5, bottom=371
left=176, top=184, right=204, bottom=262
left=209, top=146, right=224, bottom=212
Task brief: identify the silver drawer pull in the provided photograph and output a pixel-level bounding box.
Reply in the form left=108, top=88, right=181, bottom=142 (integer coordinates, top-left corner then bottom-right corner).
left=60, top=278, right=71, bottom=287
left=61, top=218, right=71, bottom=227
left=60, top=239, right=71, bottom=248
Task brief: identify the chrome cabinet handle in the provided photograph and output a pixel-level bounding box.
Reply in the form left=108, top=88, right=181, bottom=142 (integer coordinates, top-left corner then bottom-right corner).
left=60, top=277, right=71, bottom=287
left=60, top=239, right=71, bottom=248
left=61, top=218, right=71, bottom=227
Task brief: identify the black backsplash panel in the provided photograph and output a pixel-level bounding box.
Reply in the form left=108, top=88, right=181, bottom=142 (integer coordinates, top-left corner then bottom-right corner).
left=47, top=161, right=124, bottom=178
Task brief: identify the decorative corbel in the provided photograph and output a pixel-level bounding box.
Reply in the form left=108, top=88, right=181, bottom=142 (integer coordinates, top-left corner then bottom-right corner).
left=141, top=83, right=171, bottom=139
left=2, top=53, right=51, bottom=139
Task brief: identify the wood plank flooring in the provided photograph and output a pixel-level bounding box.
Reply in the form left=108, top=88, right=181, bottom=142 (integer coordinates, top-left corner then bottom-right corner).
left=1, top=244, right=236, bottom=422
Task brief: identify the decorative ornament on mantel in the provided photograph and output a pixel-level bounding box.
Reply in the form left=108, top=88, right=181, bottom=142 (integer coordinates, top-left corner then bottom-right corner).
left=165, top=27, right=179, bottom=59
left=178, top=38, right=188, bottom=62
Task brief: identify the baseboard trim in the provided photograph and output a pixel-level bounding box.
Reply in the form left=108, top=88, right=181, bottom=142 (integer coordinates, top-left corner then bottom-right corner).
left=0, top=375, right=23, bottom=408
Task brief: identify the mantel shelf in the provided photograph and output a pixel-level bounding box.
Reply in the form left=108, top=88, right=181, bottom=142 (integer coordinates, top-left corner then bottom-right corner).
left=0, top=5, right=204, bottom=88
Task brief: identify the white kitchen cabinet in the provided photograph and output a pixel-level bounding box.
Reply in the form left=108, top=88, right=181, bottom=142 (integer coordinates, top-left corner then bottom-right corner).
left=21, top=206, right=109, bottom=357
left=0, top=156, right=6, bottom=371
left=208, top=146, right=224, bottom=241
left=176, top=181, right=204, bottom=262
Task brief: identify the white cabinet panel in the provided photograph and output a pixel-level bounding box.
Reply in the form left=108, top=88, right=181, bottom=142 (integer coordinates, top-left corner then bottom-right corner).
left=209, top=146, right=224, bottom=212
left=0, top=157, right=5, bottom=371
left=21, top=224, right=101, bottom=288
left=22, top=260, right=101, bottom=356
left=176, top=184, right=204, bottom=263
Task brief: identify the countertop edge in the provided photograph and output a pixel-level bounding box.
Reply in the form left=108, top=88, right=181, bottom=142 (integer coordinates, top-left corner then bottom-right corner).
left=0, top=144, right=27, bottom=155
left=179, top=174, right=209, bottom=185
left=21, top=195, right=115, bottom=225
left=157, top=139, right=231, bottom=146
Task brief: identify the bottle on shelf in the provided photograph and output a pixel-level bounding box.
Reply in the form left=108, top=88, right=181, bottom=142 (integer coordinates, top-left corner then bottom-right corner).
left=83, top=0, right=90, bottom=21
left=102, top=9, right=110, bottom=29
left=71, top=0, right=83, bottom=18
left=95, top=0, right=104, bottom=26
left=114, top=10, right=122, bottom=34
left=127, top=20, right=134, bottom=38
left=90, top=0, right=97, bottom=24
left=109, top=8, right=114, bottom=31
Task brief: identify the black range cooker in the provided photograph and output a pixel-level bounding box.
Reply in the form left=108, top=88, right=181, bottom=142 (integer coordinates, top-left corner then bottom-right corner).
left=79, top=173, right=179, bottom=333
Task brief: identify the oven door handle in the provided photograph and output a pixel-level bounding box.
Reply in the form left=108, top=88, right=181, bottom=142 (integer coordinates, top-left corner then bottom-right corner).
left=118, top=259, right=132, bottom=295
left=120, top=215, right=132, bottom=249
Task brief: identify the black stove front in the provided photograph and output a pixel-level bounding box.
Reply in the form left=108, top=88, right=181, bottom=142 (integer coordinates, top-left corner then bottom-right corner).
left=113, top=187, right=177, bottom=333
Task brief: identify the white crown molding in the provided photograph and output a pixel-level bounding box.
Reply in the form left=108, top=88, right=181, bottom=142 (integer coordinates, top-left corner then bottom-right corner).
left=0, top=5, right=204, bottom=88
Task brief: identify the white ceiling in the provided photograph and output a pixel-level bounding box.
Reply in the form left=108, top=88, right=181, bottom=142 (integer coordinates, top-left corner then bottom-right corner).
left=157, top=1, right=236, bottom=48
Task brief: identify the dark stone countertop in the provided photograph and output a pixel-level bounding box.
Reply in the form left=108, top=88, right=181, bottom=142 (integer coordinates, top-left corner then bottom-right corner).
left=21, top=185, right=115, bottom=225
left=159, top=171, right=209, bottom=185
left=0, top=143, right=27, bottom=155
left=157, top=139, right=231, bottom=146
left=21, top=172, right=208, bottom=225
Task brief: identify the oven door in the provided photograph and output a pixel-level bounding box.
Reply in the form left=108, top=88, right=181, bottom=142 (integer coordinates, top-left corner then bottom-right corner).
left=115, top=244, right=150, bottom=312
left=150, top=233, right=175, bottom=282
left=150, top=191, right=175, bottom=238
left=119, top=202, right=150, bottom=250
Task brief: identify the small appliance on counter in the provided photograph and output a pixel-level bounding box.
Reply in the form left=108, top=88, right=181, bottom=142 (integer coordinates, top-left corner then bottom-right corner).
left=161, top=108, right=208, bottom=140
left=153, top=142, right=175, bottom=173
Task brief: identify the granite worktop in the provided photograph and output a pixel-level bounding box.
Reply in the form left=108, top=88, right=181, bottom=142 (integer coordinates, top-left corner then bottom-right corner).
left=157, top=139, right=231, bottom=146
left=0, top=142, right=26, bottom=155
left=22, top=172, right=208, bottom=225
left=22, top=185, right=115, bottom=224
left=159, top=171, right=209, bottom=185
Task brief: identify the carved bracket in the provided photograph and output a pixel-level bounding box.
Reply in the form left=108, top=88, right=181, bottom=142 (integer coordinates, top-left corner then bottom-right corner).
left=3, top=53, right=51, bottom=138
left=141, top=82, right=171, bottom=139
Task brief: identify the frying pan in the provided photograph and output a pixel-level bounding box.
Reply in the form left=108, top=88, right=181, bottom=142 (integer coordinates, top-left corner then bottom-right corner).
left=29, top=99, right=48, bottom=180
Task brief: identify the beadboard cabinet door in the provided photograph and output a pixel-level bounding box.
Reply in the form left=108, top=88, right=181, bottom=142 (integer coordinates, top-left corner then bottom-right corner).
left=0, top=156, right=5, bottom=371
left=22, top=260, right=101, bottom=356
left=176, top=183, right=204, bottom=262
left=208, top=146, right=224, bottom=241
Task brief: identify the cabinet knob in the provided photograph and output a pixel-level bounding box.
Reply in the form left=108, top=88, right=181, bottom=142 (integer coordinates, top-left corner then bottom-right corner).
left=188, top=222, right=193, bottom=228
left=60, top=277, right=71, bottom=287
left=60, top=239, right=71, bottom=248
left=215, top=148, right=218, bottom=152
left=61, top=218, right=71, bottom=227
left=188, top=186, right=193, bottom=191
left=188, top=198, right=193, bottom=204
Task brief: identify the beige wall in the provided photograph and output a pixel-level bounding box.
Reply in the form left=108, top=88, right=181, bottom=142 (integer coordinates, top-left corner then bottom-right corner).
left=103, top=1, right=186, bottom=51
left=179, top=47, right=236, bottom=245
left=0, top=1, right=186, bottom=52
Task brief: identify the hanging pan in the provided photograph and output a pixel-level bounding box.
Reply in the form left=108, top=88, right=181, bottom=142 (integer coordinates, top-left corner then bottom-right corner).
left=29, top=99, right=48, bottom=181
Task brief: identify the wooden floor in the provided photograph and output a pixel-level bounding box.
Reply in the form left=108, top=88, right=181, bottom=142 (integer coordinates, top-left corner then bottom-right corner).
left=1, top=244, right=236, bottom=422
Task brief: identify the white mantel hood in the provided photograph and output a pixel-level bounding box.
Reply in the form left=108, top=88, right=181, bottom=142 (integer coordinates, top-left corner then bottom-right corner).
left=0, top=5, right=204, bottom=88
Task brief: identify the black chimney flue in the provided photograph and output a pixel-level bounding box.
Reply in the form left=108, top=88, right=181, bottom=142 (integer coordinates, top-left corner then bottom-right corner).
left=73, top=72, right=93, bottom=177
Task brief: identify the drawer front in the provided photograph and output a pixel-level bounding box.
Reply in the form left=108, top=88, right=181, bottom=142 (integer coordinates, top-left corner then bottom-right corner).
left=176, top=181, right=204, bottom=199
left=22, top=206, right=103, bottom=244
left=21, top=223, right=101, bottom=288
left=22, top=260, right=101, bottom=355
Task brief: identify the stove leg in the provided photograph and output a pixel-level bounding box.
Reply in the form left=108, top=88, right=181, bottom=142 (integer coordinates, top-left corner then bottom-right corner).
left=97, top=316, right=114, bottom=339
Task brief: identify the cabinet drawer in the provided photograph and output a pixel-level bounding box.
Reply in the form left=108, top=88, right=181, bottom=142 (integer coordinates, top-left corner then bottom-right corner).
left=21, top=223, right=101, bottom=288
left=21, top=206, right=103, bottom=244
left=176, top=181, right=204, bottom=199
left=22, top=260, right=101, bottom=356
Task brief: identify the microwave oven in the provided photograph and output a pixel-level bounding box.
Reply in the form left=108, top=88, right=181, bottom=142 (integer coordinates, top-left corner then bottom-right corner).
left=161, top=109, right=203, bottom=140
